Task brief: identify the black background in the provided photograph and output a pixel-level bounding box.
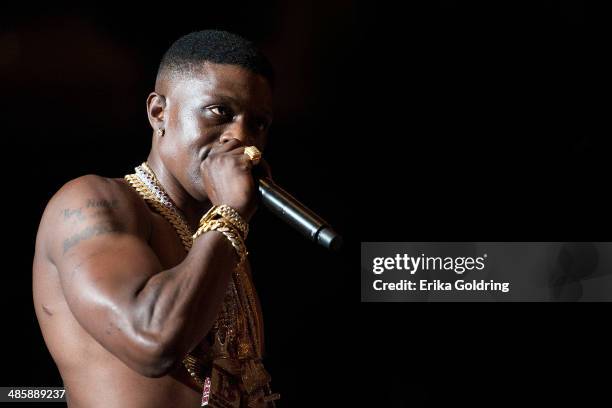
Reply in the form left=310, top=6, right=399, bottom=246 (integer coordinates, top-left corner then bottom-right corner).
left=1, top=1, right=609, bottom=407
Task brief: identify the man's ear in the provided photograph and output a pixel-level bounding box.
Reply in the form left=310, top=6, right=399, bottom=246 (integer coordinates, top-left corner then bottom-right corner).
left=146, top=92, right=166, bottom=130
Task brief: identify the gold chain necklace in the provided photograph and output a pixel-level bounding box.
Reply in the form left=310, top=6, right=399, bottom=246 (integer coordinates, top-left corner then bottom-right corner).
left=127, top=162, right=194, bottom=250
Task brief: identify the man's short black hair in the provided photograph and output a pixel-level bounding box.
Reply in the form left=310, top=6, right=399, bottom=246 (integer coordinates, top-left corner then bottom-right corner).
left=156, top=30, right=274, bottom=86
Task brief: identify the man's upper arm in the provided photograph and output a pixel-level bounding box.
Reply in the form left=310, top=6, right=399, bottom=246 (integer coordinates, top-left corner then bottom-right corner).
left=42, top=175, right=169, bottom=374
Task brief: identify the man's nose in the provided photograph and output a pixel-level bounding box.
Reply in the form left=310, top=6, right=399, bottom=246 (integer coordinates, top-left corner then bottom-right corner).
left=219, top=119, right=255, bottom=145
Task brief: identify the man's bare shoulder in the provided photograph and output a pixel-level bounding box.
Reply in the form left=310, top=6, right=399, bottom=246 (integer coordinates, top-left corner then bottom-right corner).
left=36, top=174, right=152, bottom=264
left=46, top=174, right=146, bottom=213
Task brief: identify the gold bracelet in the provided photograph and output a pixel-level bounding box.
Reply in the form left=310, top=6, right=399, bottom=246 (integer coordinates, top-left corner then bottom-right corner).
left=215, top=205, right=249, bottom=238
left=198, top=204, right=248, bottom=239
left=193, top=218, right=248, bottom=267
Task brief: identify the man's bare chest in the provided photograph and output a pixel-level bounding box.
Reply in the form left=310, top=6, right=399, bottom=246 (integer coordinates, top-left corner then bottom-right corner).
left=148, top=211, right=189, bottom=268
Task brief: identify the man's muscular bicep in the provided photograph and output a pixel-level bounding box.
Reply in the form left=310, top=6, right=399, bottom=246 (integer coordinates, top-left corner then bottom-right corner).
left=44, top=175, right=169, bottom=375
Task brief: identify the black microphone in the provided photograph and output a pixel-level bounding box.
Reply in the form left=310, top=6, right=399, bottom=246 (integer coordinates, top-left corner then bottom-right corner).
left=257, top=177, right=342, bottom=251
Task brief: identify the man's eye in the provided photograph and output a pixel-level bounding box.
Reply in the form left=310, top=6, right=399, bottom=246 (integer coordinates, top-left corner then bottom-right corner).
left=208, top=106, right=230, bottom=116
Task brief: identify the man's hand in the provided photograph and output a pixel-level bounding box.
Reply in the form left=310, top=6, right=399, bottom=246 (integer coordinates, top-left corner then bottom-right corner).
left=200, top=138, right=258, bottom=221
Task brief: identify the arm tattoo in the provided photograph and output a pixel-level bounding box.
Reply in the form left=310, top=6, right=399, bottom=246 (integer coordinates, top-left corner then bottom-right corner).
left=63, top=221, right=122, bottom=254
left=61, top=199, right=120, bottom=223
left=86, top=199, right=119, bottom=209
left=63, top=208, right=85, bottom=221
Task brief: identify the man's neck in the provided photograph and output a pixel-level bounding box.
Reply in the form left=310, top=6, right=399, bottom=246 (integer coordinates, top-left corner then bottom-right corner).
left=145, top=154, right=210, bottom=232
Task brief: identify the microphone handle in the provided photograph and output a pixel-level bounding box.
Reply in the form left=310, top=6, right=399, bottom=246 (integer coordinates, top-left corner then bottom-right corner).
left=257, top=178, right=342, bottom=251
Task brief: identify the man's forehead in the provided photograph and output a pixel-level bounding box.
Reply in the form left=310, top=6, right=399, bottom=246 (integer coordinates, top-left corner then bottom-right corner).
left=170, top=62, right=272, bottom=102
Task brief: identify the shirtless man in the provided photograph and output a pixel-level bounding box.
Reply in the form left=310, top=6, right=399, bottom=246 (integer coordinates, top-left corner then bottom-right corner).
left=32, top=30, right=278, bottom=407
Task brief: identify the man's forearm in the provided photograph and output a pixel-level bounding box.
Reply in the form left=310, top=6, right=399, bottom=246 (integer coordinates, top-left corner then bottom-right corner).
left=132, top=230, right=240, bottom=365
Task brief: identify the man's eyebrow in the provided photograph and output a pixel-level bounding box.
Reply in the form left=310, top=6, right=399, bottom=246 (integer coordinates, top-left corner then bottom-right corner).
left=204, top=93, right=239, bottom=104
